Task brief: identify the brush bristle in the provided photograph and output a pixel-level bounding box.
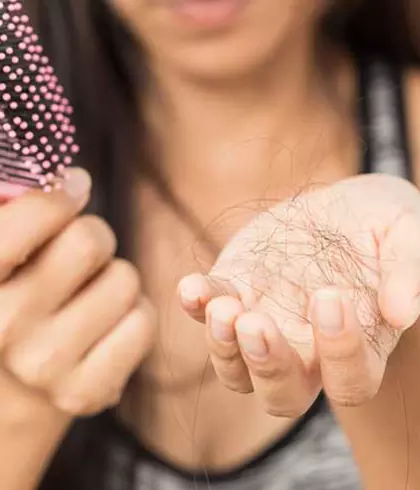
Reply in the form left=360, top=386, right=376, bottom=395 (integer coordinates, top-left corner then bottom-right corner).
left=0, top=0, right=79, bottom=191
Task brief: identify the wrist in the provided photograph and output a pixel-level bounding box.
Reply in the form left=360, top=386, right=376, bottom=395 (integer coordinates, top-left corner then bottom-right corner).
left=0, top=371, right=71, bottom=433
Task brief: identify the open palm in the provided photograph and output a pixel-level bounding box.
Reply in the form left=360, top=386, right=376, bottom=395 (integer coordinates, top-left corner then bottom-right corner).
left=179, top=174, right=420, bottom=415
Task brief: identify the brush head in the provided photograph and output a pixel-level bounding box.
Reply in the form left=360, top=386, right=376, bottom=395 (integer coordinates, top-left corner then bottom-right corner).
left=0, top=0, right=79, bottom=191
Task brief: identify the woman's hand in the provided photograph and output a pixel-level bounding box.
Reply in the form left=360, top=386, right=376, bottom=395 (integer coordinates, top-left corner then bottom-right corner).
left=0, top=168, right=155, bottom=420
left=178, top=173, right=420, bottom=417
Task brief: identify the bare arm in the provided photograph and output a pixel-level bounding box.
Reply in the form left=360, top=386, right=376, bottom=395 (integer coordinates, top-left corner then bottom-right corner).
left=335, top=324, right=420, bottom=490
left=341, top=68, right=420, bottom=489
left=0, top=378, right=70, bottom=490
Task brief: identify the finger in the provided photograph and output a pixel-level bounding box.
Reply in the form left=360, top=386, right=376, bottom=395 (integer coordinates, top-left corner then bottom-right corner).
left=5, top=215, right=117, bottom=313
left=52, top=302, right=156, bottom=415
left=179, top=273, right=257, bottom=323
left=379, top=260, right=420, bottom=330
left=378, top=210, right=420, bottom=330
left=4, top=259, right=141, bottom=390
left=0, top=168, right=91, bottom=281
left=0, top=216, right=116, bottom=348
left=179, top=273, right=240, bottom=322
left=235, top=311, right=319, bottom=418
left=205, top=296, right=252, bottom=393
left=311, top=288, right=385, bottom=407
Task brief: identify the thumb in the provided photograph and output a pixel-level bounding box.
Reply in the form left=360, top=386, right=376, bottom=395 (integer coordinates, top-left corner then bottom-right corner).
left=378, top=210, right=420, bottom=330
left=311, top=288, right=385, bottom=407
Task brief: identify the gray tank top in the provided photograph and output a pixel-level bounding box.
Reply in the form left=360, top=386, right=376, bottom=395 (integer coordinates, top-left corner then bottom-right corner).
left=132, top=57, right=411, bottom=490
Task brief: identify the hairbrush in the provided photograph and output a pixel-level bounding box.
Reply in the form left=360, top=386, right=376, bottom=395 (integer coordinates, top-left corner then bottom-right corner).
left=0, top=0, right=79, bottom=191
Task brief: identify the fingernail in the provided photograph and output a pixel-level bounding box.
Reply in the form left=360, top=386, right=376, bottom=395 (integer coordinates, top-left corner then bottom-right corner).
left=178, top=278, right=200, bottom=310
left=178, top=274, right=209, bottom=310
left=63, top=168, right=91, bottom=201
left=236, top=322, right=268, bottom=359
left=210, top=313, right=236, bottom=342
left=313, top=289, right=343, bottom=336
left=0, top=181, right=29, bottom=202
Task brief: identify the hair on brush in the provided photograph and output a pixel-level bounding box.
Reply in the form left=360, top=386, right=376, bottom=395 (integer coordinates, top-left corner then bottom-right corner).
left=0, top=0, right=79, bottom=191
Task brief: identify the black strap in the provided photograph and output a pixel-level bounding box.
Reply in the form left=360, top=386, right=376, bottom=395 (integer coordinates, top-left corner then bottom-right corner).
left=358, top=55, right=412, bottom=180
left=358, top=56, right=373, bottom=174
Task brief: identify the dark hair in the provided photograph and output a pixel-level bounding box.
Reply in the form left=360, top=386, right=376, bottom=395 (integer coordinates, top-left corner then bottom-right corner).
left=23, top=1, right=419, bottom=489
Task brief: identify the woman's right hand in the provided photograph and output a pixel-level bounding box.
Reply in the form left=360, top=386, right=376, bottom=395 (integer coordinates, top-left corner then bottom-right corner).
left=0, top=168, right=155, bottom=419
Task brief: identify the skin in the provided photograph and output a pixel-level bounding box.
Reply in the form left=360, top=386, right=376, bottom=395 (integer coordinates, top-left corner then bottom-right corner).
left=113, top=0, right=420, bottom=487
left=0, top=170, right=156, bottom=490
left=180, top=173, right=420, bottom=409
left=2, top=1, right=420, bottom=490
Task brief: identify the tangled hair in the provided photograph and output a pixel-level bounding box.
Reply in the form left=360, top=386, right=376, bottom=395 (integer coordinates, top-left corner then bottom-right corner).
left=19, top=0, right=420, bottom=489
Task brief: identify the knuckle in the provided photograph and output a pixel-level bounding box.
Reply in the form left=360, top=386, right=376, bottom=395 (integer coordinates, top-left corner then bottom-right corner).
left=213, top=344, right=241, bottom=364
left=321, top=337, right=362, bottom=364
left=217, top=356, right=243, bottom=375
left=104, top=388, right=123, bottom=409
left=251, top=361, right=291, bottom=380
left=4, top=347, right=58, bottom=388
left=214, top=361, right=253, bottom=393
left=5, top=350, right=39, bottom=387
left=264, top=397, right=309, bottom=419
left=52, top=375, right=126, bottom=416
left=223, top=378, right=253, bottom=394
left=261, top=381, right=315, bottom=419
left=70, top=216, right=116, bottom=265
left=264, top=404, right=300, bottom=418
left=53, top=395, right=88, bottom=416
left=69, top=219, right=101, bottom=262
left=329, top=380, right=378, bottom=407
left=322, top=347, right=383, bottom=407
left=110, top=259, right=142, bottom=299
left=53, top=388, right=120, bottom=416
left=52, top=390, right=95, bottom=416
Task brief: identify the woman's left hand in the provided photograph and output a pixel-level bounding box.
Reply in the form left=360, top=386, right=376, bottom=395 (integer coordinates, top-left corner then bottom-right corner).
left=178, top=173, right=420, bottom=417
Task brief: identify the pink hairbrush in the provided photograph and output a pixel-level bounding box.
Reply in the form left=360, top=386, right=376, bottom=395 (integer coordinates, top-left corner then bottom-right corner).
left=0, top=0, right=79, bottom=193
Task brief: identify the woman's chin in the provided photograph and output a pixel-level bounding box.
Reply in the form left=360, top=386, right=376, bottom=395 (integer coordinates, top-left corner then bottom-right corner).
left=156, top=37, right=282, bottom=84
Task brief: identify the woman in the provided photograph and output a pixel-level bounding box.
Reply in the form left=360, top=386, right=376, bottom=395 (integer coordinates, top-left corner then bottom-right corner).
left=2, top=0, right=420, bottom=489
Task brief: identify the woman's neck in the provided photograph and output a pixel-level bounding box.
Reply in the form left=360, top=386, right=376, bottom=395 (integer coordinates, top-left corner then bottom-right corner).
left=143, top=35, right=358, bottom=195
